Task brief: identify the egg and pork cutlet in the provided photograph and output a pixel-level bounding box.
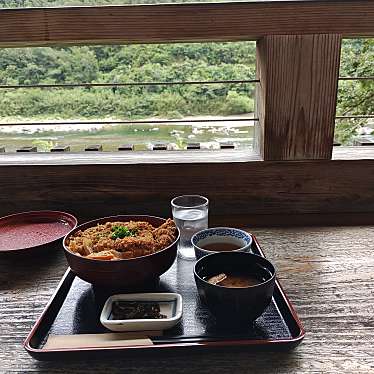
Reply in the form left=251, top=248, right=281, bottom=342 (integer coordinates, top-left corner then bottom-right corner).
left=66, top=219, right=177, bottom=260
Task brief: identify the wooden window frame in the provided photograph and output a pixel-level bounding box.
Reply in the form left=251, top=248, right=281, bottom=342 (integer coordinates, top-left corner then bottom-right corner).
left=0, top=0, right=373, bottom=224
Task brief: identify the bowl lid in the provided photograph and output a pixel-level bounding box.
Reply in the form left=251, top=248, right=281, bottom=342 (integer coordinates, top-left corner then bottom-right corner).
left=0, top=210, right=77, bottom=253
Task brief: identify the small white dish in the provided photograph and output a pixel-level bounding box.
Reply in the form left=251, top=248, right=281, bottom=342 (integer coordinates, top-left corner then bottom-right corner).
left=100, top=293, right=183, bottom=332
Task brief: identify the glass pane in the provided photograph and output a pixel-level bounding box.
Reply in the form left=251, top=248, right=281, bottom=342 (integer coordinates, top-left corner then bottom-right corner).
left=335, top=39, right=374, bottom=145
left=0, top=42, right=256, bottom=152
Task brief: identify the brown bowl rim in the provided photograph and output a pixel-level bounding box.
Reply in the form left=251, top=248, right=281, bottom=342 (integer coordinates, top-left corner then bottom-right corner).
left=63, top=214, right=180, bottom=263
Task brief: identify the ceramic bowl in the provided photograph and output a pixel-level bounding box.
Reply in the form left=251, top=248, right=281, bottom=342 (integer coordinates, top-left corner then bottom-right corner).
left=191, top=227, right=252, bottom=259
left=63, top=215, right=179, bottom=288
left=194, top=252, right=276, bottom=324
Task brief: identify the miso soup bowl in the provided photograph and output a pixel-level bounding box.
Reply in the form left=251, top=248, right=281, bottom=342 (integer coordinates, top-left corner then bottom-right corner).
left=191, top=227, right=252, bottom=260
left=194, top=252, right=276, bottom=325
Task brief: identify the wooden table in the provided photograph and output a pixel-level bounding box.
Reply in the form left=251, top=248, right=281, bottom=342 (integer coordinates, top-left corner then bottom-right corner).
left=1, top=226, right=373, bottom=373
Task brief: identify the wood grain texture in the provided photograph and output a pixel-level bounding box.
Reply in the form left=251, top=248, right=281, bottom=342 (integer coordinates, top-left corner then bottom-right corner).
left=0, top=1, right=373, bottom=47
left=0, top=147, right=373, bottom=165
left=332, top=146, right=374, bottom=160
left=256, top=34, right=341, bottom=160
left=0, top=150, right=260, bottom=165
left=0, top=226, right=373, bottom=372
left=0, top=159, right=374, bottom=224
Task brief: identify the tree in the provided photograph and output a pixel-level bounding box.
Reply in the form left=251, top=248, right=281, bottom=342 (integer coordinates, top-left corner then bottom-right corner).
left=335, top=39, right=374, bottom=144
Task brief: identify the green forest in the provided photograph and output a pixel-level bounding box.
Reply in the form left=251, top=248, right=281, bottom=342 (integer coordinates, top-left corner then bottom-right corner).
left=0, top=0, right=373, bottom=148
left=0, top=42, right=256, bottom=119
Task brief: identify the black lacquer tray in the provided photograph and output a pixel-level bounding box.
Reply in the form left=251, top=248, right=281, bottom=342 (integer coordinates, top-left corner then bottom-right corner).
left=24, top=236, right=305, bottom=360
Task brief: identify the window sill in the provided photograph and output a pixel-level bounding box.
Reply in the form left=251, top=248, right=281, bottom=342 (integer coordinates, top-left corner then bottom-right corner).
left=0, top=147, right=373, bottom=166
left=0, top=149, right=261, bottom=166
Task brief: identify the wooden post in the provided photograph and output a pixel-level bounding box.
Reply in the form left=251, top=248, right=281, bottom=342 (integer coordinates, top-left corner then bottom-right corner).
left=256, top=34, right=342, bottom=160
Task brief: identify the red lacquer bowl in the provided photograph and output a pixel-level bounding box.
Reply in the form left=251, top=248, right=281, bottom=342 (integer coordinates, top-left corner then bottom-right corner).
left=0, top=210, right=77, bottom=255
left=63, top=215, right=179, bottom=288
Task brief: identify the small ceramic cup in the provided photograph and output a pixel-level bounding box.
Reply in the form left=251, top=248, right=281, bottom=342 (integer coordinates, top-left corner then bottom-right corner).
left=191, top=227, right=252, bottom=260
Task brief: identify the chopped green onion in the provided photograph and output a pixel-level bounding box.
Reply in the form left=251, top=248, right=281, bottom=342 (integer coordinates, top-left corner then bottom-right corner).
left=111, top=225, right=137, bottom=240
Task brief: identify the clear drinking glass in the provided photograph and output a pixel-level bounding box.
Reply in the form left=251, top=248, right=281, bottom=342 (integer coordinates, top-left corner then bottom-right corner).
left=171, top=195, right=209, bottom=260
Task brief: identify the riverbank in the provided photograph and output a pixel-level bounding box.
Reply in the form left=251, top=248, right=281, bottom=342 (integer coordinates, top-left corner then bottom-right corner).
left=0, top=114, right=255, bottom=134
left=0, top=114, right=255, bottom=152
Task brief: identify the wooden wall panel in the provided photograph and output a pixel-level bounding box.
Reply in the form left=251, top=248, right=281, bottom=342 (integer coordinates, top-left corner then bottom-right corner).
left=256, top=34, right=341, bottom=160
left=0, top=160, right=373, bottom=225
left=0, top=1, right=373, bottom=47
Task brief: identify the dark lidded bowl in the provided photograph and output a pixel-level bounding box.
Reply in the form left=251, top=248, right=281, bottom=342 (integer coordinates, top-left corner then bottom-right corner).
left=63, top=215, right=179, bottom=289
left=194, top=252, right=276, bottom=324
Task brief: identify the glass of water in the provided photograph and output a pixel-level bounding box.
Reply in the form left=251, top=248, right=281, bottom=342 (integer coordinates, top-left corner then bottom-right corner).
left=171, top=195, right=209, bottom=260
